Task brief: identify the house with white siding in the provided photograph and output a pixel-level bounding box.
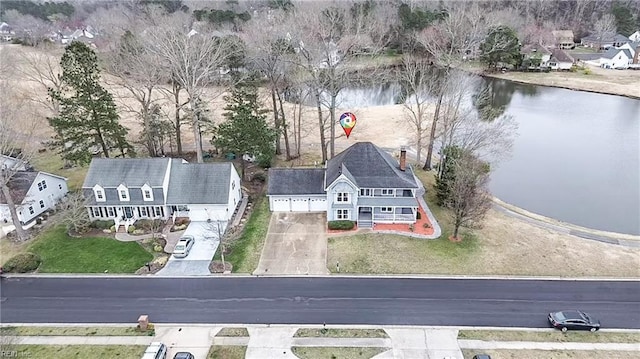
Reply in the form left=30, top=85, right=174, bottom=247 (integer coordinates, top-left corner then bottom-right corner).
left=82, top=158, right=242, bottom=231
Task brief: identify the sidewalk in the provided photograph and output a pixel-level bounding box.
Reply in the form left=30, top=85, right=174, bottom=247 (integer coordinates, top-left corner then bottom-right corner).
left=4, top=326, right=639, bottom=359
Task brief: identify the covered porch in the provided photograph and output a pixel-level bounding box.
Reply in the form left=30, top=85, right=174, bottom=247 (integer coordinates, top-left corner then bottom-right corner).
left=88, top=205, right=166, bottom=231
left=357, top=197, right=418, bottom=228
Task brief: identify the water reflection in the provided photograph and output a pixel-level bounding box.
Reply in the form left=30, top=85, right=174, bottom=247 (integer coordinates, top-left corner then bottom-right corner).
left=285, top=76, right=640, bottom=235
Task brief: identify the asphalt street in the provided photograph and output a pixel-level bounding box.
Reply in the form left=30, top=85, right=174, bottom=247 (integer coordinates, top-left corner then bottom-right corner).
left=1, top=277, right=638, bottom=328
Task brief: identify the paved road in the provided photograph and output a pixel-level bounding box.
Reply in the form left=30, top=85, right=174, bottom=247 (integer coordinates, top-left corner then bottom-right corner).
left=1, top=277, right=638, bottom=328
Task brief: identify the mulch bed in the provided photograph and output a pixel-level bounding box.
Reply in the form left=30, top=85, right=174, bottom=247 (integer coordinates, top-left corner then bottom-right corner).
left=209, top=260, right=233, bottom=273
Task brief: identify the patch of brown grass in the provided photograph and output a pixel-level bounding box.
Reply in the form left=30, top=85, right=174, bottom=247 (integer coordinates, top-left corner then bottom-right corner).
left=458, top=330, right=640, bottom=343
left=462, top=349, right=640, bottom=359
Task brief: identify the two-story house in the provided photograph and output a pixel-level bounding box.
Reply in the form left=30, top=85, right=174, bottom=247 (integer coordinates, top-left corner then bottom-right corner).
left=267, top=142, right=420, bottom=228
left=1, top=156, right=68, bottom=225
left=82, top=158, right=242, bottom=231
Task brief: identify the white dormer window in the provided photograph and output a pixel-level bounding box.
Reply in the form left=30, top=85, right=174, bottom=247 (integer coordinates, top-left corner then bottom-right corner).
left=381, top=189, right=393, bottom=195
left=117, top=184, right=130, bottom=202
left=93, top=184, right=105, bottom=202
left=336, top=192, right=350, bottom=203
left=141, top=184, right=153, bottom=202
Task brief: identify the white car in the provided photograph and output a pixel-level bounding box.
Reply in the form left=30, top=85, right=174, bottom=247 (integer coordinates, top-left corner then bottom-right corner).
left=173, top=235, right=195, bottom=258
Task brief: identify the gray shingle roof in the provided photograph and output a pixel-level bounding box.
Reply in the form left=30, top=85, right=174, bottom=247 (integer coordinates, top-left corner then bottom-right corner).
left=581, top=33, right=631, bottom=44
left=550, top=49, right=574, bottom=63
left=326, top=142, right=418, bottom=189
left=0, top=171, right=38, bottom=204
left=267, top=168, right=325, bottom=195
left=166, top=160, right=232, bottom=205
left=601, top=47, right=632, bottom=59
left=82, top=158, right=170, bottom=188
left=83, top=187, right=165, bottom=206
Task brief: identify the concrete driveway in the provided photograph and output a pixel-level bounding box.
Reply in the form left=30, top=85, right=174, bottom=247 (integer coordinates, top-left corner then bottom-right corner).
left=156, top=221, right=225, bottom=276
left=254, top=212, right=328, bottom=275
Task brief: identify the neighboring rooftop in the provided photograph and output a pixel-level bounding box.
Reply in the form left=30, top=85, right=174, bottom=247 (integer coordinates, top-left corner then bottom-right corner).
left=82, top=158, right=170, bottom=188
left=267, top=168, right=325, bottom=196
left=0, top=171, right=38, bottom=204
left=522, top=43, right=552, bottom=56
left=550, top=48, right=575, bottom=63
left=166, top=160, right=232, bottom=205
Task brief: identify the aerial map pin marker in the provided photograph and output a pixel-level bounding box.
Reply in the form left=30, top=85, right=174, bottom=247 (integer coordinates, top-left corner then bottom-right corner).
left=339, top=112, right=357, bottom=138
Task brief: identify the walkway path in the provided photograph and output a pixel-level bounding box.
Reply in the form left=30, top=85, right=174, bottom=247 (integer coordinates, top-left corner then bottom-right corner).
left=6, top=325, right=637, bottom=359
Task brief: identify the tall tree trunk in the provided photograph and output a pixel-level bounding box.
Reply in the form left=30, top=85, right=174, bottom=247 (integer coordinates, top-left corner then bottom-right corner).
left=314, top=89, right=328, bottom=163
left=416, top=125, right=422, bottom=163
left=173, top=82, right=183, bottom=155
left=94, top=126, right=110, bottom=158
left=240, top=159, right=246, bottom=181
left=271, top=88, right=281, bottom=155
left=193, top=114, right=204, bottom=163
left=276, top=89, right=292, bottom=160
left=423, top=90, right=443, bottom=170
left=143, top=88, right=155, bottom=157
left=0, top=181, right=28, bottom=241
left=329, top=93, right=336, bottom=159
left=453, top=221, right=460, bottom=240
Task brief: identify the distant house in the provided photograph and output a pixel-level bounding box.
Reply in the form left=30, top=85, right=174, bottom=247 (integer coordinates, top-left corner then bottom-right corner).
left=580, top=33, right=631, bottom=49
left=0, top=158, right=69, bottom=225
left=552, top=30, right=574, bottom=49
left=82, top=158, right=242, bottom=231
left=1, top=155, right=28, bottom=171
left=0, top=22, right=14, bottom=42
left=549, top=49, right=575, bottom=70
left=521, top=44, right=552, bottom=69
left=59, top=27, right=94, bottom=45
left=629, top=31, right=640, bottom=42
left=599, top=47, right=633, bottom=69
left=268, top=142, right=421, bottom=228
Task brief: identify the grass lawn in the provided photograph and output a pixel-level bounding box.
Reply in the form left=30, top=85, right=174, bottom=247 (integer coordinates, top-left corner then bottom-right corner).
left=294, top=329, right=388, bottom=338
left=462, top=349, right=640, bottom=359
left=28, top=225, right=153, bottom=273
left=207, top=346, right=247, bottom=359
left=458, top=330, right=640, bottom=343
left=0, top=326, right=151, bottom=336
left=328, top=167, right=640, bottom=277
left=0, top=236, right=29, bottom=266
left=292, top=347, right=388, bottom=359
left=220, top=197, right=270, bottom=273
left=215, top=328, right=249, bottom=337
left=8, top=345, right=145, bottom=359
left=30, top=153, right=89, bottom=191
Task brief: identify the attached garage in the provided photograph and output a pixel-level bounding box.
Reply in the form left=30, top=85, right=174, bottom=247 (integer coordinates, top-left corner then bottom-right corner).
left=269, top=196, right=327, bottom=212
left=267, top=168, right=327, bottom=213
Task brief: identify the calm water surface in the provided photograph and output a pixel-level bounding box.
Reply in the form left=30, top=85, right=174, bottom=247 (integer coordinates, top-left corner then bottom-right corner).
left=307, top=78, right=640, bottom=235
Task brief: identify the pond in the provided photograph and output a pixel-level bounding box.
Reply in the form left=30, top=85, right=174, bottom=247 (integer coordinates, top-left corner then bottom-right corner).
left=294, top=78, right=640, bottom=235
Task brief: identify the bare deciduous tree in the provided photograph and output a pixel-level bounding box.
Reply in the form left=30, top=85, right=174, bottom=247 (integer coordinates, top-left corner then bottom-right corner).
left=593, top=14, right=617, bottom=50
left=15, top=45, right=64, bottom=115
left=3, top=10, right=52, bottom=46
left=58, top=191, right=91, bottom=234
left=396, top=56, right=437, bottom=163
left=147, top=24, right=239, bottom=162
left=289, top=0, right=393, bottom=160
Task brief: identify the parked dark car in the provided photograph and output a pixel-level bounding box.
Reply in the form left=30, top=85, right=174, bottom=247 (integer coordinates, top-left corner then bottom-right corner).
left=548, top=310, right=601, bottom=332
left=172, top=353, right=194, bottom=359
left=472, top=355, right=492, bottom=359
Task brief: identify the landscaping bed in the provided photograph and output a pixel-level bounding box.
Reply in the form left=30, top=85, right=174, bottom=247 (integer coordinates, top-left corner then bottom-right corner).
left=6, top=345, right=145, bottom=359
left=458, top=330, right=640, bottom=343
left=207, top=345, right=247, bottom=359
left=292, top=347, right=388, bottom=359
left=215, top=328, right=249, bottom=337
left=0, top=326, right=151, bottom=336
left=294, top=328, right=388, bottom=338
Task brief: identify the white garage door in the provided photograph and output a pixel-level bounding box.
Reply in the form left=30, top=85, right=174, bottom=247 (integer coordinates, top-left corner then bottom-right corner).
left=271, top=198, right=290, bottom=212
left=309, top=198, right=327, bottom=212
left=290, top=198, right=309, bottom=211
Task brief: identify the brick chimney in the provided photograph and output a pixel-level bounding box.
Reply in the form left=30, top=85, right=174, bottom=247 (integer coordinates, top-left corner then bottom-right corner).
left=399, top=147, right=407, bottom=171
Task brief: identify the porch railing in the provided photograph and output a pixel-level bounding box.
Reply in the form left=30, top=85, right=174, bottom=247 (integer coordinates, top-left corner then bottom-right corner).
left=373, top=213, right=415, bottom=222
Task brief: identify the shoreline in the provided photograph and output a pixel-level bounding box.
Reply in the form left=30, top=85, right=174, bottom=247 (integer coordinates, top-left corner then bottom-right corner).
left=481, top=73, right=640, bottom=100
left=491, top=197, right=640, bottom=245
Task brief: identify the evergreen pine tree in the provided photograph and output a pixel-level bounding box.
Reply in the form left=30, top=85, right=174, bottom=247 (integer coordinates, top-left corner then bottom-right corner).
left=212, top=80, right=277, bottom=179
left=48, top=41, right=133, bottom=165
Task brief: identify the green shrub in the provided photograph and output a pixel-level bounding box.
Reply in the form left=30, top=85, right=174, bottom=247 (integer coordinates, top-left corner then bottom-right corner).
left=3, top=252, right=42, bottom=273
left=583, top=68, right=592, bottom=75
left=91, top=220, right=115, bottom=230
left=328, top=220, right=355, bottom=230
left=127, top=225, right=136, bottom=234
left=110, top=225, right=116, bottom=232
left=136, top=219, right=152, bottom=230
left=153, top=245, right=163, bottom=252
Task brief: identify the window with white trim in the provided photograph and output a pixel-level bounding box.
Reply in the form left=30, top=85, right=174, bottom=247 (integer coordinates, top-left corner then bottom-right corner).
left=336, top=192, right=349, bottom=203
left=37, top=182, right=43, bottom=191
left=140, top=207, right=148, bottom=217
left=39, top=200, right=45, bottom=208
left=381, top=207, right=393, bottom=213
left=107, top=207, right=115, bottom=217
left=336, top=209, right=349, bottom=220
left=381, top=189, right=393, bottom=195
left=119, top=190, right=128, bottom=200
left=144, top=190, right=151, bottom=200
left=96, top=190, right=104, bottom=200
left=29, top=206, right=34, bottom=214
left=93, top=207, right=100, bottom=217
left=42, top=180, right=47, bottom=189
left=360, top=188, right=372, bottom=196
